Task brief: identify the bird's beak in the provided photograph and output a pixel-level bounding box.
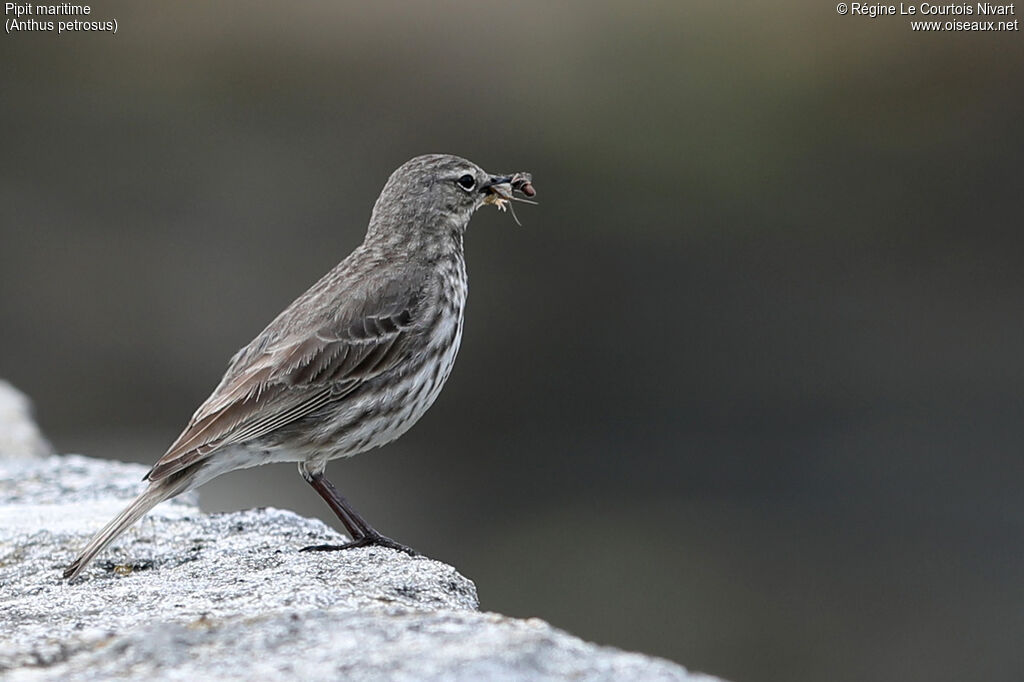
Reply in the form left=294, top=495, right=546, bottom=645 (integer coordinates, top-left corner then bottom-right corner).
left=481, top=175, right=514, bottom=190
left=480, top=175, right=515, bottom=198
left=480, top=171, right=536, bottom=225
left=480, top=173, right=535, bottom=200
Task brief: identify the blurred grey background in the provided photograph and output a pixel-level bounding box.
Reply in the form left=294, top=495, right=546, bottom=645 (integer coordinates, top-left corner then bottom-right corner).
left=2, top=3, right=1023, bottom=681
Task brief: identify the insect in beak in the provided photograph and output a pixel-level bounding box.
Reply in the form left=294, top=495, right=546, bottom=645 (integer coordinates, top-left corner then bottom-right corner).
left=482, top=172, right=537, bottom=226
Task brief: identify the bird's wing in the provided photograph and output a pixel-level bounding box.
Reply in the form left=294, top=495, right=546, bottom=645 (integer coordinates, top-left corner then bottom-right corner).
left=145, top=273, right=430, bottom=482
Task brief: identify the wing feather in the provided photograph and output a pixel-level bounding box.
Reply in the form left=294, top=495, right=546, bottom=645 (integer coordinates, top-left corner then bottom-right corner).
left=145, top=271, right=431, bottom=482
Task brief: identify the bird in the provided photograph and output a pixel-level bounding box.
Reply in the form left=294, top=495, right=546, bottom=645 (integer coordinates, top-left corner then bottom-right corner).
left=64, top=154, right=535, bottom=581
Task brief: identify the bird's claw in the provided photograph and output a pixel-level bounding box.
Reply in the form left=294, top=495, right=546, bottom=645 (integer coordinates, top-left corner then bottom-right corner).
left=300, top=533, right=419, bottom=557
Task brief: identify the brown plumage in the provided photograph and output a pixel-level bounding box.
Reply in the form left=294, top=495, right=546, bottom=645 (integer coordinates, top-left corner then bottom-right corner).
left=64, top=154, right=534, bottom=581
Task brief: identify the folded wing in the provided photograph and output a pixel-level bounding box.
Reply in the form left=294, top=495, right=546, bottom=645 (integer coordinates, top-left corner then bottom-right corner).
left=145, top=273, right=427, bottom=482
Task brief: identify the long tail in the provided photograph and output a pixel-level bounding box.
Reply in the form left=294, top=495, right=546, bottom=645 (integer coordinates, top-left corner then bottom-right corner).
left=63, top=474, right=192, bottom=582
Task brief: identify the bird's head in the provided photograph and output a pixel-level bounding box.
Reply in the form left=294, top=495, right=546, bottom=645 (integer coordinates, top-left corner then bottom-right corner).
left=368, top=154, right=534, bottom=242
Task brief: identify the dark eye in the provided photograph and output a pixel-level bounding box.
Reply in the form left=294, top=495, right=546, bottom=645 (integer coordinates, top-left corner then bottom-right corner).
left=457, top=174, right=476, bottom=190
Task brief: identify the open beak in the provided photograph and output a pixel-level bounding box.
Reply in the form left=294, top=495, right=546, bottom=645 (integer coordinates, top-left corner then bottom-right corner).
left=480, top=175, right=515, bottom=198
left=480, top=172, right=536, bottom=225
left=480, top=172, right=534, bottom=199
left=481, top=175, right=514, bottom=190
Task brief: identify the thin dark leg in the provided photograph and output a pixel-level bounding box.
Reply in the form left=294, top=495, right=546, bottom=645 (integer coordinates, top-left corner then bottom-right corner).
left=305, top=473, right=365, bottom=540
left=300, top=472, right=419, bottom=556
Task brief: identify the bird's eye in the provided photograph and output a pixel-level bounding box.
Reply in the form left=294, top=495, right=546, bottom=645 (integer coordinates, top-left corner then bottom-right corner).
left=457, top=174, right=476, bottom=191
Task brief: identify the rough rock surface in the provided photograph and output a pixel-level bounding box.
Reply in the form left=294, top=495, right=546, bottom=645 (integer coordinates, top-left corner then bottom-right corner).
left=0, top=390, right=718, bottom=681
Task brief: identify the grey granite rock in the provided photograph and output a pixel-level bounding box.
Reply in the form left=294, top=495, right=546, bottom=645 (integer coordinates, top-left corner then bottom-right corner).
left=0, top=381, right=52, bottom=459
left=0, top=456, right=476, bottom=671
left=0, top=432, right=718, bottom=681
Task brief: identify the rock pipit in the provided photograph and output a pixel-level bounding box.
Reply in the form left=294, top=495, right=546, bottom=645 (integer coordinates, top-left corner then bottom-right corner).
left=65, top=154, right=535, bottom=581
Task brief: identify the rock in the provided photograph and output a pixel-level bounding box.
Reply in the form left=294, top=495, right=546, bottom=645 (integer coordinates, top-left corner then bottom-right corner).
left=0, top=456, right=476, bottom=671
left=0, top=423, right=719, bottom=681
left=0, top=381, right=53, bottom=459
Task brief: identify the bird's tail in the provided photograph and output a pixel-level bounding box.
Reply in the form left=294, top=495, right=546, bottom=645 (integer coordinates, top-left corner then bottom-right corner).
left=63, top=473, right=192, bottom=582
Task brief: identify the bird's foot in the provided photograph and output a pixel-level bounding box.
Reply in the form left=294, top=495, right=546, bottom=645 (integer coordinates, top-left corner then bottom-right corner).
left=300, top=532, right=419, bottom=557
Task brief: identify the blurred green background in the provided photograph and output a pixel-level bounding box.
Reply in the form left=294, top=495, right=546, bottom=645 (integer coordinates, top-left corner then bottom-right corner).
left=2, top=3, right=1023, bottom=681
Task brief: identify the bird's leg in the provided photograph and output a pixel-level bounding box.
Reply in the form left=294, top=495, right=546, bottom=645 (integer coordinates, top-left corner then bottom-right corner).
left=299, top=471, right=419, bottom=556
